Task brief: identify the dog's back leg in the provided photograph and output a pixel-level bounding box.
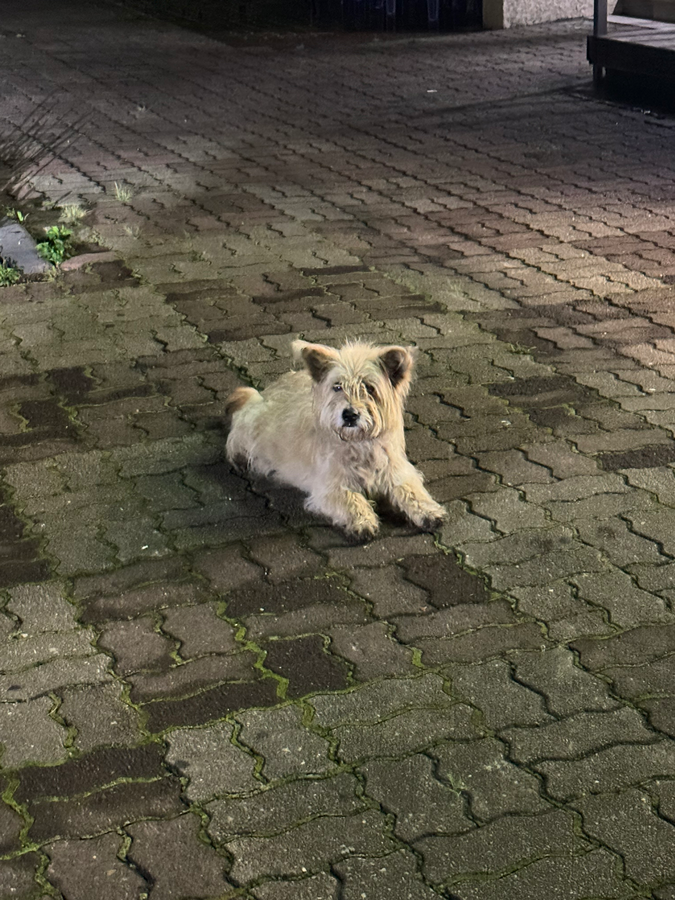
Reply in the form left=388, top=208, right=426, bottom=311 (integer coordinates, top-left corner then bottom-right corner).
left=225, top=387, right=263, bottom=471
left=225, top=386, right=261, bottom=416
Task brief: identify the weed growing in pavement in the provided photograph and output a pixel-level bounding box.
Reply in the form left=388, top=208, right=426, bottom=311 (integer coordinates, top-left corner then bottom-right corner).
left=113, top=182, right=133, bottom=203
left=510, top=342, right=536, bottom=355
left=0, top=262, right=21, bottom=286
left=36, top=224, right=73, bottom=265
left=58, top=204, right=86, bottom=225
left=3, top=207, right=27, bottom=223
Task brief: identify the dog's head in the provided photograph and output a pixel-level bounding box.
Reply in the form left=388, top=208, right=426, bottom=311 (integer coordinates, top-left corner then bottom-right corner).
left=292, top=339, right=415, bottom=442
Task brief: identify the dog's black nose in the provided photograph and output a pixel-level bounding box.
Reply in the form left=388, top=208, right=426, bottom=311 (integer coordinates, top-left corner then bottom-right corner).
left=342, top=407, right=359, bottom=427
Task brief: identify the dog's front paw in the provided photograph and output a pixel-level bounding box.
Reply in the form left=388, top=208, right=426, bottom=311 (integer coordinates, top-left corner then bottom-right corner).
left=414, top=502, right=447, bottom=533
left=344, top=504, right=380, bottom=543
left=308, top=489, right=380, bottom=543
left=344, top=521, right=379, bottom=544
left=419, top=513, right=446, bottom=532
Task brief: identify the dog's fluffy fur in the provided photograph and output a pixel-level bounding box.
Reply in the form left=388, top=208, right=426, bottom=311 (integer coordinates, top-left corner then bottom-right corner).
left=225, top=340, right=446, bottom=540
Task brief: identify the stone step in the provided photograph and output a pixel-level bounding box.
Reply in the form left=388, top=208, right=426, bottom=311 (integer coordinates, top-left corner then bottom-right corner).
left=0, top=218, right=51, bottom=275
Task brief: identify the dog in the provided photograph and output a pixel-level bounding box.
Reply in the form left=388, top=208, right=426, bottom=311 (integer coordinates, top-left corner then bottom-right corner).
left=225, top=339, right=446, bottom=541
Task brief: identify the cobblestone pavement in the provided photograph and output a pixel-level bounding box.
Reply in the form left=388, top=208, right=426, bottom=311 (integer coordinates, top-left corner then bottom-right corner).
left=2, top=2, right=675, bottom=898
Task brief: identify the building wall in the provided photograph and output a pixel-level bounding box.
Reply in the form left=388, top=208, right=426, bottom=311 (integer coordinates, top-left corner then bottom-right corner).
left=484, top=0, right=593, bottom=28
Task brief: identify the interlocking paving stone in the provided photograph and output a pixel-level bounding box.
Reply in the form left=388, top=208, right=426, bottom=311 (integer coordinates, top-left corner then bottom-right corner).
left=247, top=533, right=325, bottom=583
left=225, top=809, right=397, bottom=883
left=460, top=526, right=577, bottom=569
left=310, top=673, right=457, bottom=728
left=0, top=778, right=23, bottom=854
left=46, top=833, right=148, bottom=900
left=190, top=544, right=263, bottom=594
left=509, top=580, right=611, bottom=640
left=166, top=721, right=258, bottom=801
left=392, top=600, right=517, bottom=643
left=360, top=754, right=471, bottom=841
left=224, top=577, right=357, bottom=620
left=433, top=737, right=549, bottom=819
left=98, top=617, right=175, bottom=676
left=466, top=487, right=549, bottom=533
left=161, top=603, right=238, bottom=658
left=509, top=647, right=619, bottom=716
left=0, top=218, right=51, bottom=275
left=415, top=808, right=584, bottom=883
left=534, top=742, right=675, bottom=802
left=575, top=788, right=675, bottom=887
left=335, top=850, right=444, bottom=900
left=126, top=815, right=232, bottom=900
left=143, top=679, right=280, bottom=733
left=251, top=873, right=340, bottom=899
left=572, top=569, right=673, bottom=628
left=348, top=565, right=431, bottom=617
left=328, top=621, right=415, bottom=680
left=14, top=745, right=167, bottom=804
left=0, top=853, right=43, bottom=900
left=642, top=698, right=675, bottom=739
left=576, top=516, right=668, bottom=568
left=446, top=658, right=552, bottom=730
left=452, top=850, right=636, bottom=900
left=79, top=580, right=213, bottom=624
left=0, top=653, right=111, bottom=703
left=0, top=697, right=68, bottom=767
left=261, top=635, right=351, bottom=696
left=57, top=682, right=142, bottom=752
left=28, top=777, right=184, bottom=842
left=483, top=546, right=608, bottom=590
left=245, top=596, right=370, bottom=640
left=411, top=621, right=548, bottom=665
left=127, top=651, right=259, bottom=702
left=323, top=534, right=438, bottom=571
left=236, top=705, right=333, bottom=780
left=6, top=582, right=78, bottom=633
left=207, top=771, right=363, bottom=842
left=503, top=707, right=656, bottom=765
left=398, top=553, right=492, bottom=606
left=571, top=624, right=675, bottom=671
left=603, top=655, right=675, bottom=701
left=333, top=703, right=478, bottom=762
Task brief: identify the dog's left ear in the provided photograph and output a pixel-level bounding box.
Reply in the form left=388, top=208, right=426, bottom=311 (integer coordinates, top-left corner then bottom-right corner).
left=292, top=340, right=339, bottom=382
left=379, top=346, right=415, bottom=389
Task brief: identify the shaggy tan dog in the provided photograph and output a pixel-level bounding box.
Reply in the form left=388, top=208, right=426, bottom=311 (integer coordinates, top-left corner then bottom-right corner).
left=226, top=340, right=446, bottom=540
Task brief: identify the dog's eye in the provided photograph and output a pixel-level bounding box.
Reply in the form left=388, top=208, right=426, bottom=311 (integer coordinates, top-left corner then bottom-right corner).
left=333, top=383, right=343, bottom=392
left=365, top=383, right=376, bottom=397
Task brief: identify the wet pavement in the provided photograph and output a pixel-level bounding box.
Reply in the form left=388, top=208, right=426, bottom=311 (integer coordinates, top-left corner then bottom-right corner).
left=1, top=2, right=675, bottom=898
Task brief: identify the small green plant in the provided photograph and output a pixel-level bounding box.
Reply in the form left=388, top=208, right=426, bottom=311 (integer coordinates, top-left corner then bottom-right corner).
left=113, top=182, right=133, bottom=203
left=3, top=208, right=26, bottom=223
left=36, top=225, right=73, bottom=266
left=0, top=262, right=21, bottom=286
left=58, top=204, right=86, bottom=225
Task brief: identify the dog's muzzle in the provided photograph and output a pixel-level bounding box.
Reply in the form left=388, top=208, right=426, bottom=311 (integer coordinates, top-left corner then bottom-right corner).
left=342, top=407, right=360, bottom=427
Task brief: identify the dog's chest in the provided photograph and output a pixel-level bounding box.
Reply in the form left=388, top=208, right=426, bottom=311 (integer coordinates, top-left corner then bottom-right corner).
left=340, top=441, right=390, bottom=490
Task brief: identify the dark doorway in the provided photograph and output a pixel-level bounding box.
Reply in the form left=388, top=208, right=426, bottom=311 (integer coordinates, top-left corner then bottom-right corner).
left=318, top=0, right=482, bottom=30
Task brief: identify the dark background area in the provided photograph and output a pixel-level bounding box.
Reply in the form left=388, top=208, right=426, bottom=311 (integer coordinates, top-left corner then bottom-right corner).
left=112, top=0, right=482, bottom=32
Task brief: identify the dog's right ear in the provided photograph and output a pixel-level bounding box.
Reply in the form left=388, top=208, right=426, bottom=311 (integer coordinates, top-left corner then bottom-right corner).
left=292, top=340, right=339, bottom=382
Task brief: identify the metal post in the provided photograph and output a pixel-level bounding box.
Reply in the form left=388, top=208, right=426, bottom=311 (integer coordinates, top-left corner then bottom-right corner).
left=593, top=0, right=608, bottom=84
left=594, top=0, right=607, bottom=35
